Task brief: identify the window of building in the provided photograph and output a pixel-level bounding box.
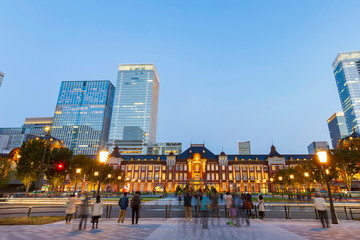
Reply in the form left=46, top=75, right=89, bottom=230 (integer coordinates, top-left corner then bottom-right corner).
left=169, top=166, right=172, bottom=171
left=184, top=165, right=187, bottom=171
left=243, top=173, right=247, bottom=180
left=135, top=166, right=139, bottom=171
left=155, top=166, right=159, bottom=171
left=121, top=165, right=126, bottom=171
left=249, top=166, right=253, bottom=171
left=128, top=166, right=132, bottom=171
left=236, top=173, right=240, bottom=181
left=222, top=173, right=226, bottom=180
left=216, top=173, right=219, bottom=180
left=127, top=172, right=131, bottom=179
left=215, top=165, right=219, bottom=171
left=229, top=173, right=233, bottom=180
left=235, top=166, right=239, bottom=171
left=141, top=172, right=145, bottom=180
left=148, top=172, right=152, bottom=180
left=257, top=166, right=261, bottom=171
left=169, top=173, right=172, bottom=180
left=176, top=173, right=179, bottom=180
left=141, top=166, right=145, bottom=171
left=149, top=166, right=153, bottom=171
left=211, top=173, right=215, bottom=180
left=222, top=165, right=225, bottom=171
left=279, top=166, right=284, bottom=170
left=207, top=165, right=210, bottom=171
left=180, top=173, right=183, bottom=180
left=162, top=166, right=166, bottom=171
left=264, top=173, right=269, bottom=180
left=264, top=166, right=268, bottom=171
left=162, top=173, right=165, bottom=180
left=134, top=173, right=138, bottom=179
left=272, top=166, right=276, bottom=170
left=229, top=166, right=233, bottom=171
left=180, top=164, right=183, bottom=171
left=155, top=173, right=159, bottom=180
left=207, top=173, right=210, bottom=180
left=257, top=173, right=261, bottom=180
left=250, top=173, right=254, bottom=181
left=243, top=166, right=247, bottom=171
left=176, top=165, right=179, bottom=171
left=211, top=164, right=215, bottom=171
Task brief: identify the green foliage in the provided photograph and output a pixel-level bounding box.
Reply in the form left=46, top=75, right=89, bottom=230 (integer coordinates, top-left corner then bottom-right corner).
left=0, top=157, right=11, bottom=189
left=16, top=139, right=50, bottom=192
left=175, top=185, right=182, bottom=194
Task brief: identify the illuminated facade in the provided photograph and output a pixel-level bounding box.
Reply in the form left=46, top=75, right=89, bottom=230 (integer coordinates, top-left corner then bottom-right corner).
left=333, top=51, right=360, bottom=133
left=106, top=144, right=314, bottom=193
left=108, top=64, right=160, bottom=148
left=51, top=81, right=115, bottom=155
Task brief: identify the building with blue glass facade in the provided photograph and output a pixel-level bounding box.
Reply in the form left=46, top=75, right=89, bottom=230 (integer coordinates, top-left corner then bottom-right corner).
left=327, top=112, right=349, bottom=149
left=333, top=51, right=360, bottom=133
left=0, top=71, right=4, bottom=88
left=108, top=64, right=160, bottom=150
left=51, top=81, right=115, bottom=155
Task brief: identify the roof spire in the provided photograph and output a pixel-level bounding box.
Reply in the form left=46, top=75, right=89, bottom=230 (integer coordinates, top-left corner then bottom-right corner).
left=352, top=122, right=356, bottom=133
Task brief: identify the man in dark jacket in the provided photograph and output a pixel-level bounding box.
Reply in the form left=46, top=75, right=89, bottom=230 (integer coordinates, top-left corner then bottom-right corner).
left=117, top=192, right=129, bottom=225
left=184, top=192, right=192, bottom=222
left=131, top=192, right=141, bottom=224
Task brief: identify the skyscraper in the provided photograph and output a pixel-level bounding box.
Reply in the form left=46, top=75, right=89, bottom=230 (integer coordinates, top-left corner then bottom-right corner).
left=51, top=81, right=115, bottom=155
left=327, top=112, right=349, bottom=149
left=333, top=51, right=360, bottom=133
left=307, top=141, right=329, bottom=154
left=238, top=141, right=251, bottom=155
left=108, top=64, right=160, bottom=147
left=0, top=72, right=4, bottom=88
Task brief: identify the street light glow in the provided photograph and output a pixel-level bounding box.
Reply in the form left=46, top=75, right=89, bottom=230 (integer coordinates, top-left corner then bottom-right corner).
left=290, top=174, right=294, bottom=179
left=270, top=178, right=274, bottom=182
left=94, top=171, right=99, bottom=176
left=76, top=168, right=81, bottom=173
left=99, top=150, right=109, bottom=163
left=279, top=176, right=283, bottom=181
left=118, top=176, right=121, bottom=180
left=317, top=151, right=327, bottom=163
left=304, top=172, right=309, bottom=177
left=108, top=174, right=112, bottom=178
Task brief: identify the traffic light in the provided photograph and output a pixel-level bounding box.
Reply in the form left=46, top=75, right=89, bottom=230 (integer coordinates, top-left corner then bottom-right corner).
left=56, top=163, right=64, bottom=170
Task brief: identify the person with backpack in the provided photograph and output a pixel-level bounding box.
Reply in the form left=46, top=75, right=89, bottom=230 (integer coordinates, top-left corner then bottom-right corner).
left=131, top=191, right=141, bottom=224
left=91, top=195, right=103, bottom=229
left=184, top=192, right=192, bottom=222
left=257, top=194, right=265, bottom=219
left=117, top=192, right=129, bottom=225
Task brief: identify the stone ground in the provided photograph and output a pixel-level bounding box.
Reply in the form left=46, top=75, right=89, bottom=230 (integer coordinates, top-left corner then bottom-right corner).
left=0, top=218, right=359, bottom=240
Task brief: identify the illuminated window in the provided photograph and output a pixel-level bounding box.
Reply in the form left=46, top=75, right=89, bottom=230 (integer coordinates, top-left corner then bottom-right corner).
left=162, top=166, right=166, bottom=171
left=257, top=173, right=261, bottom=180
left=155, top=173, right=159, bottom=180
left=257, top=166, right=261, bottom=171
left=216, top=173, right=219, bottom=180
left=148, top=173, right=152, bottom=180
left=176, top=173, right=179, bottom=180
left=249, top=166, right=253, bottom=171
left=155, top=166, right=159, bottom=171
left=135, top=166, right=139, bottom=171
left=215, top=165, right=219, bottom=171
left=162, top=173, right=166, bottom=180
left=141, top=173, right=145, bottom=180
left=207, top=173, right=210, bottom=180
left=250, top=173, right=254, bottom=181
left=235, top=166, right=239, bottom=171
left=272, top=166, right=276, bottom=170
left=229, top=173, right=233, bottom=180
left=184, top=165, right=187, bottom=171
left=229, top=166, right=233, bottom=171
left=236, top=173, right=240, bottom=181
left=169, top=173, right=172, bottom=180
left=180, top=165, right=183, bottom=171
left=211, top=165, right=215, bottom=171
left=211, top=173, right=215, bottom=180
left=149, top=166, right=153, bottom=171
left=180, top=173, right=183, bottom=180
left=222, top=165, right=225, bottom=171
left=176, top=165, right=179, bottom=171
left=243, top=173, right=247, bottom=180
left=134, top=173, right=138, bottom=179
left=169, top=166, right=172, bottom=171
left=222, top=173, right=226, bottom=180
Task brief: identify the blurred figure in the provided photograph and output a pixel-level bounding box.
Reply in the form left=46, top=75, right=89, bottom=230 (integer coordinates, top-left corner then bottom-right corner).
left=225, top=192, right=233, bottom=224
left=79, top=196, right=90, bottom=230
left=131, top=191, right=141, bottom=224
left=65, top=193, right=77, bottom=224
left=178, top=194, right=182, bottom=206
left=244, top=193, right=253, bottom=218
left=91, top=195, right=103, bottom=229
left=235, top=194, right=250, bottom=226
left=184, top=192, right=192, bottom=222
left=117, top=192, right=129, bottom=225
left=314, top=193, right=329, bottom=228
left=210, top=189, right=220, bottom=224
left=195, top=192, right=202, bottom=218
left=220, top=193, right=224, bottom=202
left=201, top=193, right=211, bottom=228
left=257, top=194, right=265, bottom=219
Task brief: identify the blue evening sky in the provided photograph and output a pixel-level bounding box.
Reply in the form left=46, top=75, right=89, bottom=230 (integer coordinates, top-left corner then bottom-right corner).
left=1, top=0, right=360, bottom=154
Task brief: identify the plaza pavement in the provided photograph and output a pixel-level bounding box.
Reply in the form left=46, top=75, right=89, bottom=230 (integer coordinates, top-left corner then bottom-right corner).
left=0, top=218, right=359, bottom=240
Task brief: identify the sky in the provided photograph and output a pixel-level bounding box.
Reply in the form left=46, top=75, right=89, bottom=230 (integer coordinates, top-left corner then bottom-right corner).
left=1, top=0, right=360, bottom=154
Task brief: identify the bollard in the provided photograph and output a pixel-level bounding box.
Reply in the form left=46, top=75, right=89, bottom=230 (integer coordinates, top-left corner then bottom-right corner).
left=254, top=205, right=258, bottom=219
left=165, top=205, right=168, bottom=218
left=350, top=208, right=354, bottom=220
left=105, top=205, right=109, bottom=218
left=108, top=205, right=112, bottom=218
left=169, top=204, right=171, bottom=218
left=344, top=207, right=348, bottom=220
left=314, top=208, right=319, bottom=219
left=287, top=205, right=292, bottom=219
left=27, top=207, right=32, bottom=217
left=284, top=205, right=288, bottom=219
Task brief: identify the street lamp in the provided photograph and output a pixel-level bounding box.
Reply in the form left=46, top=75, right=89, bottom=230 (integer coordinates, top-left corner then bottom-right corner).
left=35, top=126, right=51, bottom=197
left=317, top=151, right=339, bottom=224
left=74, top=168, right=81, bottom=192
left=97, top=150, right=109, bottom=195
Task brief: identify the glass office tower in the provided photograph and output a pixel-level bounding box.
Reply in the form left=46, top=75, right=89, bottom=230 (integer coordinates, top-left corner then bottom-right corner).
left=333, top=51, right=360, bottom=133
left=108, top=64, right=160, bottom=146
left=51, top=81, right=115, bottom=155
left=0, top=72, right=4, bottom=88
left=327, top=112, right=349, bottom=149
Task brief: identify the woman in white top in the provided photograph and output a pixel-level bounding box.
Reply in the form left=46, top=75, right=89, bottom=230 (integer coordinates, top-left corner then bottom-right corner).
left=257, top=194, right=265, bottom=219
left=92, top=195, right=104, bottom=229
left=65, top=193, right=77, bottom=224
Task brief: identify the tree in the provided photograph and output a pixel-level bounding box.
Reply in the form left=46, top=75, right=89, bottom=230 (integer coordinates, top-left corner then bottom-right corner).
left=175, top=185, right=182, bottom=195
left=45, top=148, right=73, bottom=192
left=17, top=139, right=50, bottom=192
left=330, top=148, right=360, bottom=196
left=69, top=154, right=93, bottom=191
left=0, top=157, right=11, bottom=189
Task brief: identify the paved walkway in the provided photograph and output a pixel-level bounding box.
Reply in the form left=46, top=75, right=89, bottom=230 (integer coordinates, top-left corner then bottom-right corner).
left=0, top=218, right=359, bottom=240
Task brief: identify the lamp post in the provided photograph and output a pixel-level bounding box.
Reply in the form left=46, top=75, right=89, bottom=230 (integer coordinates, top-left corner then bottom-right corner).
left=97, top=151, right=109, bottom=195
left=304, top=172, right=309, bottom=193
left=35, top=126, right=51, bottom=197
left=74, top=168, right=81, bottom=192
left=317, top=151, right=339, bottom=224
left=117, top=176, right=122, bottom=195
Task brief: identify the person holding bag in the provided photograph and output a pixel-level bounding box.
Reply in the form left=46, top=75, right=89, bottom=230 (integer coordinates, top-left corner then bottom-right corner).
left=257, top=194, right=265, bottom=219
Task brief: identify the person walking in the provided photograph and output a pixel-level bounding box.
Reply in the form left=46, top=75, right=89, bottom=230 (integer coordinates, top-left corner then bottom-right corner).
left=65, top=193, right=77, bottom=224
left=184, top=192, right=192, bottom=222
left=225, top=192, right=233, bottom=224
left=201, top=193, right=211, bottom=228
left=195, top=192, right=202, bottom=218
left=131, top=191, right=141, bottom=225
left=257, top=194, right=265, bottom=219
left=91, top=195, right=103, bottom=229
left=79, top=196, right=90, bottom=230
left=244, top=194, right=253, bottom=218
left=117, top=192, right=129, bottom=225
left=314, top=193, right=329, bottom=228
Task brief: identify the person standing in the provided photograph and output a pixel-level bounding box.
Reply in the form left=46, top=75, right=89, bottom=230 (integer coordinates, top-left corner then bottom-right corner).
left=79, top=196, right=90, bottom=230
left=195, top=192, right=202, bottom=218
left=65, top=193, right=77, bottom=224
left=224, top=192, right=233, bottom=223
left=210, top=189, right=220, bottom=224
left=91, top=195, right=104, bottom=229
left=131, top=191, right=141, bottom=225
left=184, top=192, right=192, bottom=222
left=314, top=193, right=329, bottom=228
left=257, top=194, right=265, bottom=219
left=117, top=192, right=129, bottom=225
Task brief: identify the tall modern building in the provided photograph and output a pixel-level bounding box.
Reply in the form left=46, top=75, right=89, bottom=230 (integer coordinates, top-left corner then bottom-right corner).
left=238, top=141, right=251, bottom=155
left=327, top=112, right=349, bottom=149
left=333, top=51, right=360, bottom=133
left=0, top=72, right=4, bottom=88
left=307, top=141, right=329, bottom=154
left=51, top=81, right=115, bottom=155
left=108, top=64, right=160, bottom=148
